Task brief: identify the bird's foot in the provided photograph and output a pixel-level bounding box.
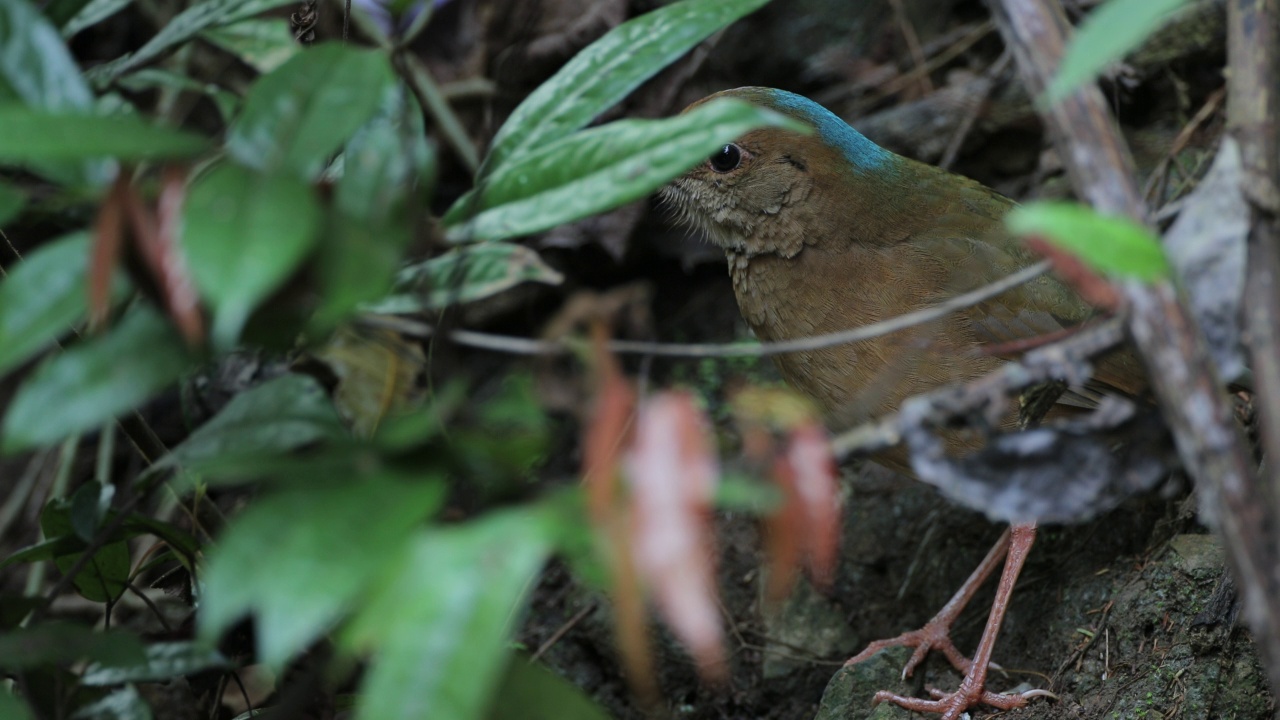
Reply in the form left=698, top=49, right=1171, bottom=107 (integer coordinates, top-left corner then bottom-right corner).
left=871, top=679, right=1055, bottom=720
left=844, top=616, right=975, bottom=679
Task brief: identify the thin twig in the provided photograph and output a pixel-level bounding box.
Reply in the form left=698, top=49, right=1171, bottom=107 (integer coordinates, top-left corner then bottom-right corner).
left=359, top=260, right=1050, bottom=359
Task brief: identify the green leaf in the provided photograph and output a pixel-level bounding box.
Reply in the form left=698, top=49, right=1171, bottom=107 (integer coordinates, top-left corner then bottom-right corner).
left=1045, top=0, right=1191, bottom=104
left=311, top=87, right=432, bottom=330
left=0, top=109, right=208, bottom=161
left=486, top=656, right=613, bottom=720
left=0, top=623, right=144, bottom=670
left=1007, top=202, right=1170, bottom=281
left=0, top=180, right=26, bottom=224
left=226, top=43, right=394, bottom=180
left=40, top=498, right=131, bottom=603
left=151, top=374, right=346, bottom=479
left=117, top=69, right=240, bottom=124
left=200, top=475, right=445, bottom=669
left=202, top=18, right=301, bottom=73
left=1, top=307, right=194, bottom=453
left=367, top=244, right=563, bottom=313
left=180, top=164, right=322, bottom=347
left=0, top=0, right=113, bottom=186
left=345, top=508, right=556, bottom=720
left=0, top=691, right=34, bottom=720
left=92, top=0, right=299, bottom=82
left=62, top=0, right=134, bottom=38
left=445, top=98, right=803, bottom=242
left=81, top=643, right=228, bottom=685
left=0, top=0, right=93, bottom=110
left=70, top=685, right=153, bottom=720
left=484, top=0, right=771, bottom=169
left=334, top=86, right=434, bottom=223
left=0, top=233, right=128, bottom=377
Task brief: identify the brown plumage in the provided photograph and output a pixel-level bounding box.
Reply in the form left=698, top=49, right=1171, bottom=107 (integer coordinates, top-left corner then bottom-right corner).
left=664, top=87, right=1148, bottom=719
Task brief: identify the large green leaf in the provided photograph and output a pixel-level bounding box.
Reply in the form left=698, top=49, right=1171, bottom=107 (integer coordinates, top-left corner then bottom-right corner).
left=92, top=0, right=299, bottom=82
left=81, top=643, right=228, bottom=685
left=0, top=623, right=144, bottom=670
left=345, top=508, right=556, bottom=720
left=117, top=69, right=240, bottom=124
left=368, top=243, right=563, bottom=313
left=0, top=0, right=93, bottom=110
left=1045, top=0, right=1192, bottom=104
left=0, top=0, right=113, bottom=186
left=0, top=692, right=34, bottom=720
left=1007, top=202, right=1170, bottom=282
left=180, top=164, right=322, bottom=347
left=202, top=18, right=300, bottom=73
left=0, top=232, right=131, bottom=377
left=226, top=44, right=394, bottom=180
left=62, top=0, right=134, bottom=37
left=200, top=475, right=445, bottom=669
left=0, top=109, right=208, bottom=161
left=311, top=87, right=432, bottom=330
left=483, top=0, right=771, bottom=170
left=1, top=307, right=193, bottom=453
left=150, top=374, right=346, bottom=479
left=446, top=98, right=802, bottom=242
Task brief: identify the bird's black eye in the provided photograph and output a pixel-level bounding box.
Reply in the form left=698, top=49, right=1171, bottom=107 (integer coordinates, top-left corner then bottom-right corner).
left=708, top=144, right=742, bottom=173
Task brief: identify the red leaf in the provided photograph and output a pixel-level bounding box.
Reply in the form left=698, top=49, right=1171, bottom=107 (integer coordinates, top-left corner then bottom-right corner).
left=88, top=175, right=127, bottom=330
left=784, top=422, right=841, bottom=587
left=127, top=167, right=204, bottom=346
left=625, top=391, right=725, bottom=679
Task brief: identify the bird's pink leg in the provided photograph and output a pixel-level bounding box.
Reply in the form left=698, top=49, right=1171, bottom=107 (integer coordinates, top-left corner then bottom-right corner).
left=869, top=523, right=1050, bottom=720
left=845, top=526, right=1012, bottom=678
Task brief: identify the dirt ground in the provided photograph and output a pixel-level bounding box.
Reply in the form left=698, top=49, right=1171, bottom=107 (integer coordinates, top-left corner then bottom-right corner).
left=520, top=448, right=1273, bottom=720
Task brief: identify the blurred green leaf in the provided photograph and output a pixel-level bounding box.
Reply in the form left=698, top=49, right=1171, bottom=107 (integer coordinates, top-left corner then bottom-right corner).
left=484, top=0, right=771, bottom=169
left=0, top=109, right=208, bottom=161
left=81, top=643, right=228, bottom=685
left=117, top=69, right=239, bottom=123
left=40, top=498, right=131, bottom=603
left=200, top=475, right=445, bottom=669
left=0, top=0, right=93, bottom=109
left=0, top=233, right=127, bottom=377
left=487, top=656, right=613, bottom=720
left=70, top=685, right=152, bottom=720
left=94, top=0, right=299, bottom=82
left=1008, top=202, right=1170, bottom=281
left=68, top=481, right=113, bottom=542
left=152, top=374, right=345, bottom=480
left=345, top=507, right=556, bottom=720
left=2, top=307, right=193, bottom=453
left=334, top=87, right=433, bottom=224
left=445, top=99, right=802, bottom=242
left=0, top=623, right=144, bottom=670
left=226, top=43, right=394, bottom=180
left=0, top=180, right=26, bottom=224
left=367, top=244, right=563, bottom=313
left=181, top=164, right=322, bottom=347
left=0, top=0, right=113, bottom=186
left=61, top=0, right=134, bottom=37
left=1045, top=0, right=1191, bottom=104
left=0, top=691, right=34, bottom=720
left=311, top=87, right=432, bottom=330
left=202, top=18, right=300, bottom=73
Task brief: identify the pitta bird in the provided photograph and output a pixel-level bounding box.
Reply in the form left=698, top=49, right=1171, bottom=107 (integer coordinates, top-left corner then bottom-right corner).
left=663, top=86, right=1146, bottom=719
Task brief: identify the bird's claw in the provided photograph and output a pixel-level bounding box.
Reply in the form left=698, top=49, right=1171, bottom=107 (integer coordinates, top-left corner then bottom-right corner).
left=871, top=684, right=1030, bottom=720
left=844, top=620, right=975, bottom=677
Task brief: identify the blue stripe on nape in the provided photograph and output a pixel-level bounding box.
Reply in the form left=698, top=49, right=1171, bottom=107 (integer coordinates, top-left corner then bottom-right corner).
left=763, top=89, right=892, bottom=172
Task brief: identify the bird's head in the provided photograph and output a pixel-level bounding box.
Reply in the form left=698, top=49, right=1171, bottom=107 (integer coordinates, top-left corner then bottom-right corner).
left=663, top=87, right=901, bottom=258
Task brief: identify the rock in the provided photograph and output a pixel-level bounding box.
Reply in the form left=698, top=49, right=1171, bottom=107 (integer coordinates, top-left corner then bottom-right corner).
left=762, top=577, right=861, bottom=679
